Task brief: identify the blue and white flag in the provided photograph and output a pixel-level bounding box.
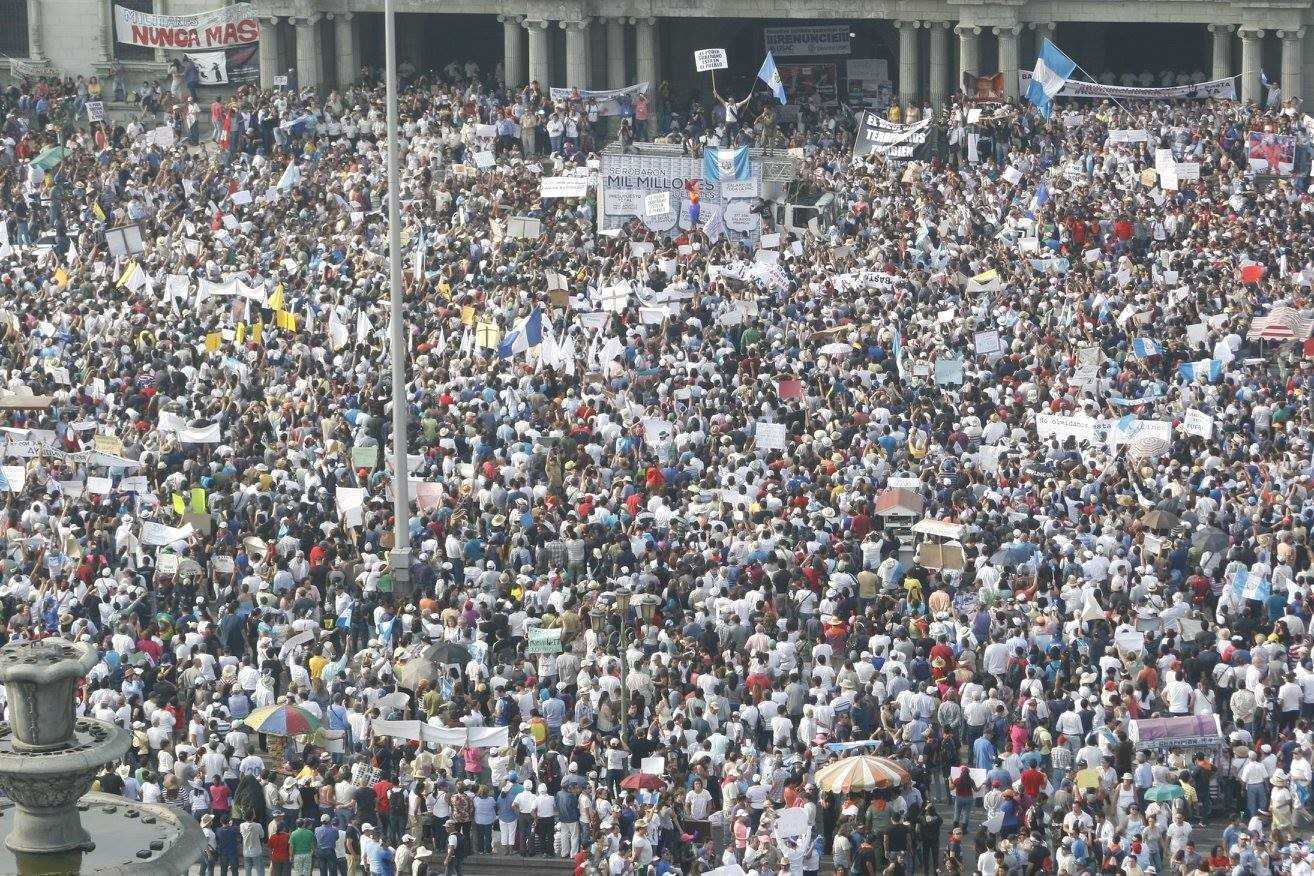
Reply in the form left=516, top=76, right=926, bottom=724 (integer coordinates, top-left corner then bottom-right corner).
left=702, top=146, right=750, bottom=182
left=1177, top=358, right=1224, bottom=383
left=1131, top=337, right=1163, bottom=358
left=1026, top=39, right=1076, bottom=118
left=1232, top=569, right=1271, bottom=602
left=1027, top=181, right=1051, bottom=217
left=758, top=52, right=788, bottom=104
left=498, top=308, right=544, bottom=359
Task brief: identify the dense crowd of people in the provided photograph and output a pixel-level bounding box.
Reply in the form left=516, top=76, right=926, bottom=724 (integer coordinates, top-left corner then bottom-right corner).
left=2, top=51, right=1314, bottom=876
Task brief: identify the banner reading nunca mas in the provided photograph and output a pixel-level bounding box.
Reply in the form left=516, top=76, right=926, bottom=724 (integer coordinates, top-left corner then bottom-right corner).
left=114, top=3, right=260, bottom=50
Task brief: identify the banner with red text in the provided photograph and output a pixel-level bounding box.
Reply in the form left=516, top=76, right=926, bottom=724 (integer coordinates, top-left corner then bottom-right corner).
left=113, top=3, right=260, bottom=50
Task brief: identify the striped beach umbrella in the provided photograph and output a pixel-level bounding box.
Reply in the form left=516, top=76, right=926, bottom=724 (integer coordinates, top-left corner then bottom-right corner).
left=813, top=755, right=911, bottom=793
left=243, top=703, right=323, bottom=737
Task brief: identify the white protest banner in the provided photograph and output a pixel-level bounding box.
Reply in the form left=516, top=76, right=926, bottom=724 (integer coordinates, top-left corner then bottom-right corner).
left=695, top=48, right=728, bottom=72
left=760, top=232, right=781, bottom=249
left=1018, top=70, right=1236, bottom=101
left=336, top=486, right=366, bottom=527
left=113, top=2, right=259, bottom=49
left=86, top=101, right=105, bottom=122
left=547, top=82, right=649, bottom=116
left=86, top=476, right=113, bottom=495
left=1036, top=413, right=1103, bottom=445
left=1105, top=129, right=1151, bottom=144
left=187, top=50, right=228, bottom=84
left=1002, top=166, right=1023, bottom=185
left=640, top=756, right=666, bottom=775
left=973, top=330, right=1003, bottom=357
left=721, top=179, right=759, bottom=199
left=540, top=176, right=590, bottom=198
left=0, top=466, right=26, bottom=493
left=140, top=521, right=194, bottom=546
left=772, top=807, right=810, bottom=839
left=527, top=627, right=564, bottom=655
left=644, top=191, right=672, bottom=216
left=754, top=421, right=787, bottom=451
left=1182, top=409, right=1214, bottom=439
left=1186, top=323, right=1208, bottom=347
left=178, top=422, right=222, bottom=444
left=473, top=150, right=496, bottom=170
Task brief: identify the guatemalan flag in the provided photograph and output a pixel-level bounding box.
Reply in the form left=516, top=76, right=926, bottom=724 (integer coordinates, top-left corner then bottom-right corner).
left=1232, top=569, right=1271, bottom=602
left=702, top=146, right=750, bottom=182
left=498, top=308, right=544, bottom=359
left=758, top=52, right=788, bottom=104
left=1026, top=39, right=1076, bottom=118
left=1131, top=337, right=1163, bottom=358
left=1178, top=358, right=1224, bottom=382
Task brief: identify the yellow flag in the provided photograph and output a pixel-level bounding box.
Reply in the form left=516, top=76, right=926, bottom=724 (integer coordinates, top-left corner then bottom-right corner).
left=171, top=493, right=186, bottom=515
left=235, top=321, right=246, bottom=344
left=190, top=487, right=206, bottom=514
left=266, top=284, right=284, bottom=311
left=116, top=261, right=138, bottom=288
left=204, top=332, right=221, bottom=352
left=91, top=202, right=105, bottom=221
left=275, top=310, right=297, bottom=332
left=252, top=321, right=263, bottom=344
left=53, top=267, right=69, bottom=287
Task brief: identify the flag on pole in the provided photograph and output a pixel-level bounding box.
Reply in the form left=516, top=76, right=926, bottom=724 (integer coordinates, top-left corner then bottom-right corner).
left=1026, top=39, right=1076, bottom=118
left=758, top=52, right=787, bottom=104
left=1131, top=338, right=1163, bottom=358
left=497, top=309, right=544, bottom=359
left=1260, top=70, right=1281, bottom=108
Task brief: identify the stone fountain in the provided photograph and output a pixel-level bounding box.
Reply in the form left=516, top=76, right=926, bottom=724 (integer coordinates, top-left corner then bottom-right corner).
left=0, top=638, right=204, bottom=875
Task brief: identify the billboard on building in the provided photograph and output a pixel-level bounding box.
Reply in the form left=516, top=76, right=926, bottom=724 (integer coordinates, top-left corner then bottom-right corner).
left=764, top=25, right=851, bottom=57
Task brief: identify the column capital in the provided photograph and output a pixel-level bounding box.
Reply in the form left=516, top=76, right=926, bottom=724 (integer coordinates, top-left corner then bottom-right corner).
left=262, top=15, right=280, bottom=25
left=1207, top=24, right=1234, bottom=35
left=924, top=21, right=950, bottom=31
left=339, top=11, right=353, bottom=21
left=1239, top=27, right=1266, bottom=39
left=993, top=25, right=1021, bottom=37
left=628, top=16, right=657, bottom=27
left=522, top=18, right=549, bottom=30
left=1278, top=28, right=1305, bottom=41
left=954, top=24, right=982, bottom=38
left=893, top=19, right=918, bottom=30
left=292, top=13, right=321, bottom=26
left=560, top=18, right=591, bottom=30
left=498, top=14, right=524, bottom=24
left=1027, top=22, right=1056, bottom=33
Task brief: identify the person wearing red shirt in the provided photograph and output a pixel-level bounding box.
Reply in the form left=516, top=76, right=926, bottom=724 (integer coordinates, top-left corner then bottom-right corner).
left=1019, top=763, right=1046, bottom=803
left=267, top=824, right=291, bottom=875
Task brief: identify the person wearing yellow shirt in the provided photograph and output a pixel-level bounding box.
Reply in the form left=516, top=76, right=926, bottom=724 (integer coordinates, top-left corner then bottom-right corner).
left=308, top=653, right=328, bottom=682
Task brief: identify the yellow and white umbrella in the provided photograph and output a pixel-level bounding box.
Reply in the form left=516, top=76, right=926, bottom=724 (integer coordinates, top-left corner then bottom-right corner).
left=813, top=755, right=911, bottom=794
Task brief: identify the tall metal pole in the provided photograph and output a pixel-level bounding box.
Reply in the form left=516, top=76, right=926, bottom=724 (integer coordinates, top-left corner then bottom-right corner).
left=384, top=0, right=411, bottom=597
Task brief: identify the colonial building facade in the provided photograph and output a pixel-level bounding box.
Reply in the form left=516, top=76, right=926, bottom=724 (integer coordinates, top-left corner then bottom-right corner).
left=2, top=0, right=1309, bottom=106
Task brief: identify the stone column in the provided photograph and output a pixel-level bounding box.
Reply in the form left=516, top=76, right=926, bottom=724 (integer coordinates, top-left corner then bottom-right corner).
left=524, top=19, right=550, bottom=89
left=1028, top=22, right=1056, bottom=67
left=607, top=17, right=627, bottom=89
left=634, top=17, right=659, bottom=106
left=956, top=24, right=982, bottom=90
left=259, top=17, right=281, bottom=88
left=500, top=15, right=525, bottom=91
left=27, top=0, right=44, bottom=61
left=1208, top=24, right=1234, bottom=80
left=895, top=21, right=919, bottom=107
left=996, top=25, right=1021, bottom=98
left=1280, top=29, right=1304, bottom=102
left=1240, top=28, right=1264, bottom=104
left=563, top=19, right=592, bottom=89
left=928, top=22, right=949, bottom=107
left=335, top=13, right=357, bottom=87
left=294, top=14, right=323, bottom=90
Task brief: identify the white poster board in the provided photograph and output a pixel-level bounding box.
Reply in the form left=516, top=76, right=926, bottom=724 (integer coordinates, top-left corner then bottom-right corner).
left=695, top=48, right=729, bottom=72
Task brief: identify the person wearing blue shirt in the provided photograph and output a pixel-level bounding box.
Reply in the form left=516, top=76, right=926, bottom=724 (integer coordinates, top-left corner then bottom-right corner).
left=214, top=818, right=240, bottom=874
left=314, top=815, right=340, bottom=875
left=972, top=733, right=997, bottom=770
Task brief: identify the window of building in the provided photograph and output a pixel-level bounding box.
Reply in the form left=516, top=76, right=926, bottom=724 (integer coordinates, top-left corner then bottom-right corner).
left=0, top=0, right=30, bottom=57
left=112, top=0, right=155, bottom=61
